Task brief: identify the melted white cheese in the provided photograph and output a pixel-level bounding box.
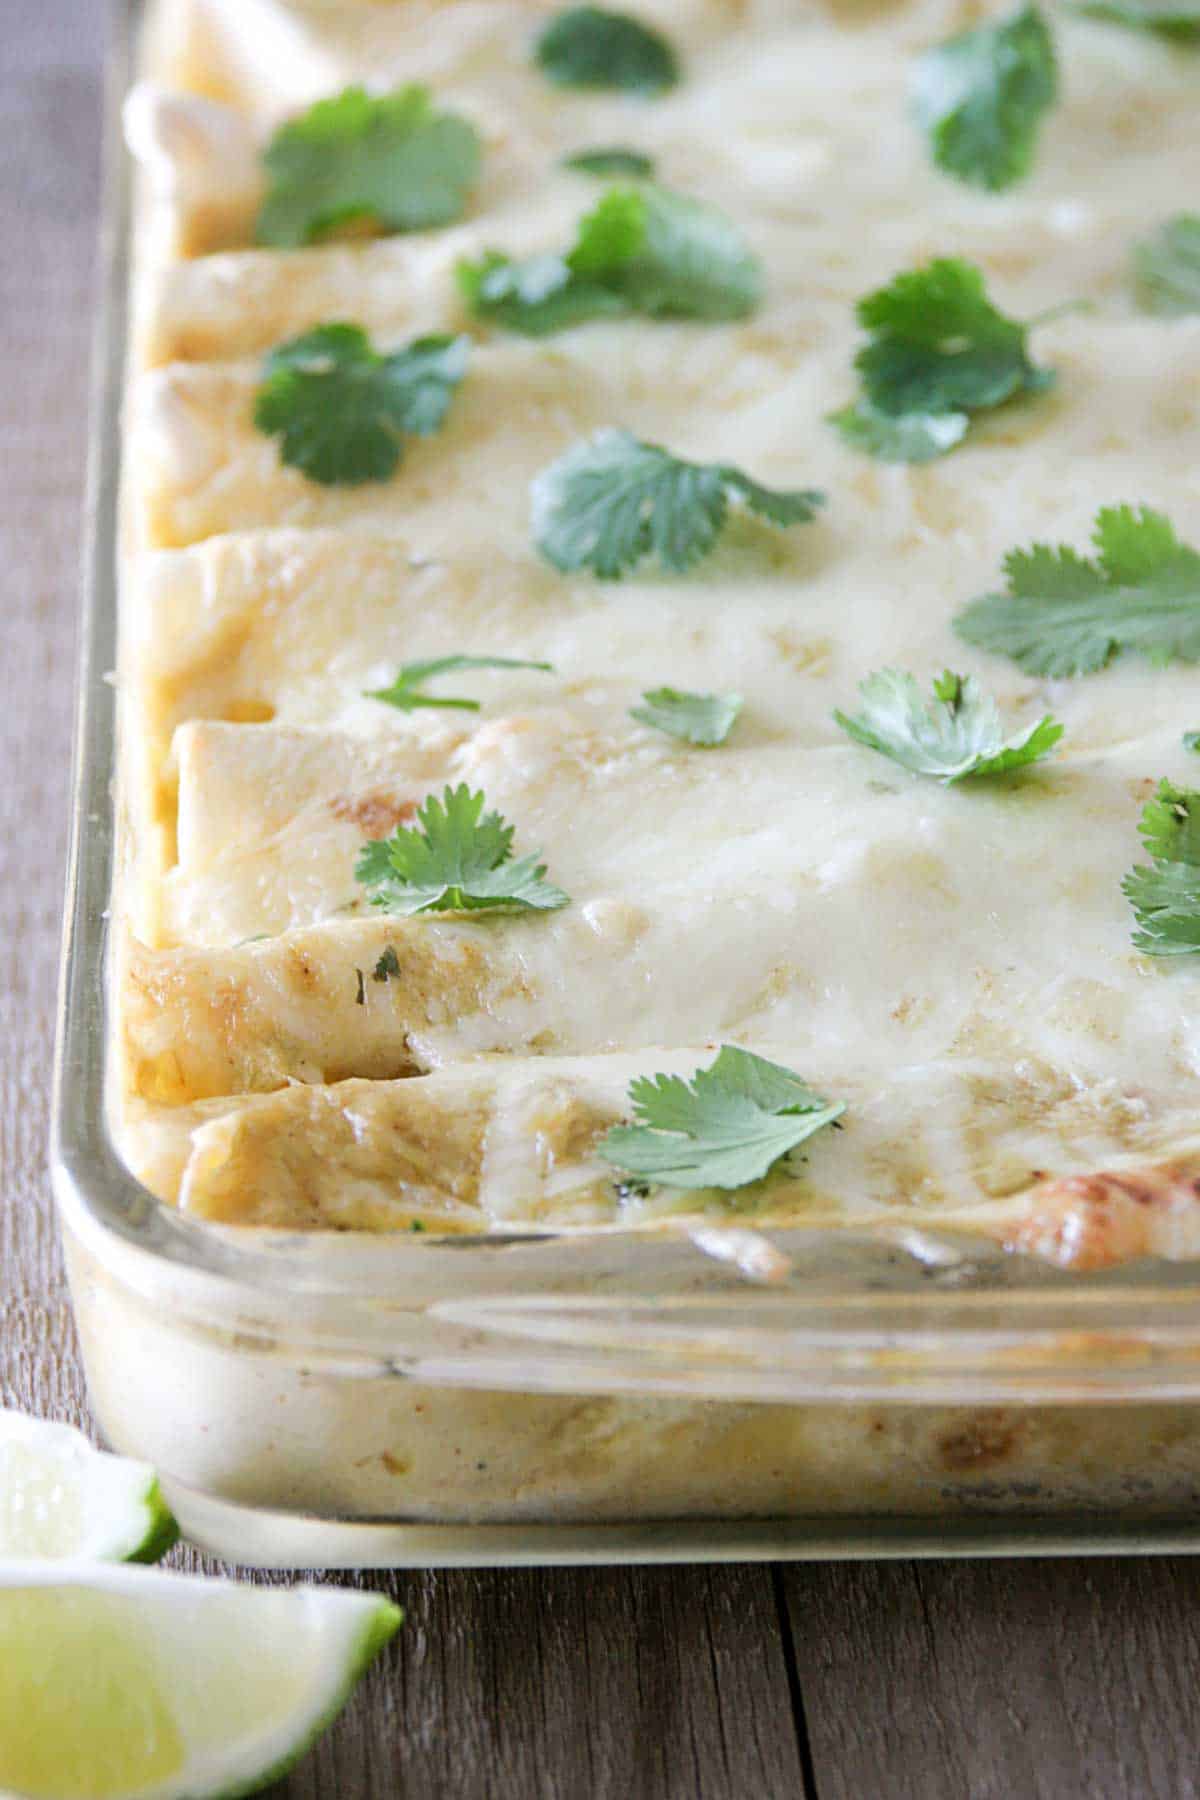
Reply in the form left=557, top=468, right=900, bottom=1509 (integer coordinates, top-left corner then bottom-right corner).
left=116, top=0, right=1200, bottom=1243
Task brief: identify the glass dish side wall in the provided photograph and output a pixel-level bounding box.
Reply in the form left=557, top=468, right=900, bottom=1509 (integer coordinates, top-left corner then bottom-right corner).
left=63, top=1221, right=1200, bottom=1565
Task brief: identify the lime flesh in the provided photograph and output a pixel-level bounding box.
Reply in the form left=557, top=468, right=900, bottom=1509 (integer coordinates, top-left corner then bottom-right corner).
left=0, top=1570, right=401, bottom=1800
left=0, top=1412, right=177, bottom=1564
left=0, top=1589, right=184, bottom=1797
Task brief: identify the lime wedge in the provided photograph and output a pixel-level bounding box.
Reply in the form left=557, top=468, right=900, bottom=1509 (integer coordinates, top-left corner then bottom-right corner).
left=0, top=1410, right=178, bottom=1563
left=0, top=1564, right=402, bottom=1799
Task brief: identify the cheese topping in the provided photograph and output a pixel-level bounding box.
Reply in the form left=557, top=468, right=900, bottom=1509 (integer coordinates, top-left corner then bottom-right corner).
left=116, top=0, right=1200, bottom=1252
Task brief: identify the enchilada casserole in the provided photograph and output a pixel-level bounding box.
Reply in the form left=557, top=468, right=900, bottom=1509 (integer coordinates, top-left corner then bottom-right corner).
left=70, top=0, right=1200, bottom=1529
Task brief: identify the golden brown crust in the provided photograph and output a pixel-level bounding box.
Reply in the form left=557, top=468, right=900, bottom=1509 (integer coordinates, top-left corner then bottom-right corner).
left=998, top=1161, right=1200, bottom=1271
left=179, top=1078, right=492, bottom=1229
left=120, top=922, right=498, bottom=1100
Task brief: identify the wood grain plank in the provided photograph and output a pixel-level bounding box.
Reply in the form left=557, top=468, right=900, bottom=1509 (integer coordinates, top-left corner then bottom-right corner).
left=0, top=0, right=104, bottom=1433
left=238, top=1564, right=807, bottom=1800
left=780, top=1557, right=1200, bottom=1800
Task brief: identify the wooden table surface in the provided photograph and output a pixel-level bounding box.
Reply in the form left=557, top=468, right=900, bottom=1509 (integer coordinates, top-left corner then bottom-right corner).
left=5, top=7, right=1200, bottom=1796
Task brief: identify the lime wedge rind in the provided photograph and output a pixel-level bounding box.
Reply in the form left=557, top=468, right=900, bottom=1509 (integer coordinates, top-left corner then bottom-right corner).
left=0, top=1409, right=179, bottom=1564
left=0, top=1564, right=402, bottom=1800
left=216, top=1596, right=404, bottom=1800
left=125, top=1478, right=182, bottom=1566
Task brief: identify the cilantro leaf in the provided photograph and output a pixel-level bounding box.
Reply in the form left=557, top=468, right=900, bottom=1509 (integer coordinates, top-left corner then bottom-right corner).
left=856, top=259, right=1054, bottom=416
left=563, top=146, right=656, bottom=178
left=355, top=785, right=569, bottom=916
left=256, top=85, right=480, bottom=248
left=367, top=655, right=555, bottom=713
left=253, top=325, right=468, bottom=486
left=955, top=505, right=1200, bottom=677
left=829, top=400, right=969, bottom=464
left=1133, top=216, right=1200, bottom=316
left=1067, top=0, right=1200, bottom=38
left=1185, top=732, right=1200, bottom=752
left=630, top=687, right=743, bottom=744
left=576, top=185, right=761, bottom=319
left=596, top=1045, right=844, bottom=1191
left=832, top=259, right=1056, bottom=461
left=912, top=5, right=1057, bottom=193
left=456, top=251, right=628, bottom=336
left=834, top=669, right=1062, bottom=782
left=534, top=6, right=680, bottom=93
left=458, top=184, right=761, bottom=335
left=1135, top=781, right=1200, bottom=864
left=1123, top=781, right=1200, bottom=955
left=531, top=429, right=824, bottom=579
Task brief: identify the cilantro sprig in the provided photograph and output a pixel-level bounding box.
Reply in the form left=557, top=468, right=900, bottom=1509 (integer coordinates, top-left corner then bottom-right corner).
left=367, top=655, right=554, bottom=713
left=597, top=1046, right=844, bottom=1192
left=1133, top=216, right=1200, bottom=316
left=955, top=505, right=1200, bottom=677
left=532, top=430, right=823, bottom=579
left=1123, top=781, right=1200, bottom=956
left=630, top=687, right=742, bottom=745
left=1067, top=0, right=1200, bottom=38
left=913, top=5, right=1057, bottom=193
left=534, top=6, right=679, bottom=93
left=831, top=259, right=1058, bottom=462
left=355, top=785, right=569, bottom=916
left=253, top=325, right=468, bottom=486
left=256, top=85, right=480, bottom=248
left=834, top=669, right=1062, bottom=783
left=459, top=183, right=761, bottom=335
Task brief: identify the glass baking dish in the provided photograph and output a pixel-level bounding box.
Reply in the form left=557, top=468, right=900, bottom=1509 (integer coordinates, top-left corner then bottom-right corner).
left=49, top=0, right=1200, bottom=1567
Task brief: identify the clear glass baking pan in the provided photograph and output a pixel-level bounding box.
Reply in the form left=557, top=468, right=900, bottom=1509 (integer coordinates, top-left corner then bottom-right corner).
left=49, top=0, right=1200, bottom=1566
